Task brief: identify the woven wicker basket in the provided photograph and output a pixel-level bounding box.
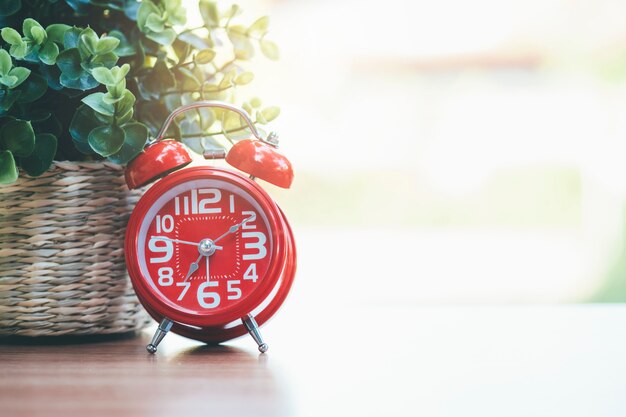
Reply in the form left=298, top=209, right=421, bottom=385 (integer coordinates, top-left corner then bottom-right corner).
left=0, top=161, right=151, bottom=336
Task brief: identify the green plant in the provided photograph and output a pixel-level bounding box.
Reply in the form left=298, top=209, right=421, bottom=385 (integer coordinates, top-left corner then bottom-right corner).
left=0, top=0, right=280, bottom=184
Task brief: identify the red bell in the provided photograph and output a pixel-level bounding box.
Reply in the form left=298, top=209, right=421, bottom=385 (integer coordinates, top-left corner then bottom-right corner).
left=226, top=139, right=294, bottom=189
left=125, top=140, right=192, bottom=189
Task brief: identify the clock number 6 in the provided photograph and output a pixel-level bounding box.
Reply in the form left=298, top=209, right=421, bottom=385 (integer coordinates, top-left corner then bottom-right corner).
left=197, top=281, right=220, bottom=309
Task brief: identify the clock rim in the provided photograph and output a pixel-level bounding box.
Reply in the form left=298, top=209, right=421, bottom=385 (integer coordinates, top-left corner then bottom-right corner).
left=125, top=166, right=287, bottom=327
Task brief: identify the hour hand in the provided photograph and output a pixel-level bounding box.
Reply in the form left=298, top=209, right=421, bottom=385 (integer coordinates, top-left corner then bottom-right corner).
left=184, top=254, right=203, bottom=281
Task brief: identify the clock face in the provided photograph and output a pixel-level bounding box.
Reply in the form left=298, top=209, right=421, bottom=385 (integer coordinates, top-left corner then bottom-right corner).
left=134, top=178, right=273, bottom=317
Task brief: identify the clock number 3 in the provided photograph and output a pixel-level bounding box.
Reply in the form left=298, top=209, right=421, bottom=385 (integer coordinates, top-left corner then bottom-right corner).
left=242, top=232, right=267, bottom=260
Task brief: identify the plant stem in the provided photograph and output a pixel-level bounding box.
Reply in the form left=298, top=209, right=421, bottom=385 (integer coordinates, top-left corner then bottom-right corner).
left=173, top=61, right=195, bottom=69
left=178, top=26, right=208, bottom=36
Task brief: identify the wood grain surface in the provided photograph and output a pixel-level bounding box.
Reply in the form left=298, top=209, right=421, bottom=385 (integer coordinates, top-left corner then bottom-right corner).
left=0, top=331, right=289, bottom=417
left=2, top=305, right=626, bottom=417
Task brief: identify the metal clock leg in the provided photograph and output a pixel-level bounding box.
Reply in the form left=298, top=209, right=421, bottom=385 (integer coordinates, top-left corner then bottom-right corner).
left=242, top=314, right=269, bottom=353
left=146, top=318, right=173, bottom=354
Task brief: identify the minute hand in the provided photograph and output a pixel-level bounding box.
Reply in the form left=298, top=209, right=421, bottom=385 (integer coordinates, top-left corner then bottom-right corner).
left=213, top=219, right=250, bottom=243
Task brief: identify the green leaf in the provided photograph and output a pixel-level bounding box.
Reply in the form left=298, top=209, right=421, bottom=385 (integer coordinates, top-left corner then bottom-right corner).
left=247, top=16, right=269, bottom=35
left=141, top=60, right=175, bottom=97
left=0, top=74, right=18, bottom=88
left=258, top=106, right=280, bottom=124
left=15, top=73, right=46, bottom=103
left=60, top=72, right=98, bottom=90
left=147, top=28, right=177, bottom=46
left=218, top=69, right=236, bottom=89
left=111, top=64, right=130, bottom=83
left=165, top=0, right=186, bottom=25
left=23, top=19, right=45, bottom=44
left=227, top=26, right=254, bottom=60
left=260, top=39, right=279, bottom=60
left=8, top=42, right=28, bottom=60
left=46, top=24, right=71, bottom=44
left=242, top=102, right=253, bottom=115
left=38, top=41, right=59, bottom=65
left=7, top=67, right=30, bottom=88
left=176, top=67, right=200, bottom=90
left=106, top=79, right=126, bottom=100
left=116, top=109, right=133, bottom=125
left=56, top=48, right=82, bottom=79
left=109, top=30, right=136, bottom=57
left=1, top=27, right=22, bottom=45
left=226, top=4, right=242, bottom=19
left=79, top=28, right=99, bottom=56
left=234, top=71, right=254, bottom=85
left=20, top=133, right=57, bottom=176
left=222, top=111, right=246, bottom=132
left=32, top=113, right=61, bottom=139
left=0, top=119, right=35, bottom=157
left=91, top=67, right=115, bottom=85
left=199, top=0, right=220, bottom=26
left=0, top=49, right=11, bottom=76
left=146, top=13, right=166, bottom=33
left=137, top=0, right=161, bottom=29
left=107, top=122, right=148, bottom=164
left=0, top=150, right=18, bottom=183
left=70, top=104, right=104, bottom=143
left=198, top=108, right=215, bottom=130
left=95, top=37, right=120, bottom=55
left=0, top=88, right=20, bottom=111
left=90, top=52, right=118, bottom=69
left=0, top=0, right=21, bottom=17
left=116, top=90, right=136, bottom=119
left=73, top=138, right=97, bottom=155
left=82, top=92, right=115, bottom=116
left=93, top=109, right=114, bottom=124
left=27, top=110, right=51, bottom=123
left=195, top=49, right=216, bottom=64
left=63, top=27, right=82, bottom=49
left=30, top=26, right=46, bottom=45
left=102, top=92, right=122, bottom=105
left=88, top=124, right=125, bottom=157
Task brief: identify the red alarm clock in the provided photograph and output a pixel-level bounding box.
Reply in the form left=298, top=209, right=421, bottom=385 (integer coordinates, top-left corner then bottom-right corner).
left=124, top=101, right=296, bottom=354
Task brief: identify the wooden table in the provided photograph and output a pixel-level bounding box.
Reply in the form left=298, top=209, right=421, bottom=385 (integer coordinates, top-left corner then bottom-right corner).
left=2, top=305, right=626, bottom=417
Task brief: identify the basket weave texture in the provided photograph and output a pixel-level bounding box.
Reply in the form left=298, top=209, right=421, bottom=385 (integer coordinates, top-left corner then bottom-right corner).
left=0, top=161, right=151, bottom=336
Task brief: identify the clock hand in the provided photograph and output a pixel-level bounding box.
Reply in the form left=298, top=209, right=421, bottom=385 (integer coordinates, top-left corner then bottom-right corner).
left=184, top=253, right=204, bottom=282
left=151, top=236, right=198, bottom=246
left=213, top=218, right=250, bottom=243
left=151, top=236, right=222, bottom=250
left=206, top=255, right=210, bottom=282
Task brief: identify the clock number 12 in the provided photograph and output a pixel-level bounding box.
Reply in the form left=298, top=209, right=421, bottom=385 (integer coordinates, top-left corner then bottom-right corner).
left=175, top=189, right=222, bottom=215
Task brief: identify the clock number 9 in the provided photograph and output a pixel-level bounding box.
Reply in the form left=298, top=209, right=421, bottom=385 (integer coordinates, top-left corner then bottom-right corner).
left=197, top=281, right=220, bottom=308
left=149, top=237, right=173, bottom=263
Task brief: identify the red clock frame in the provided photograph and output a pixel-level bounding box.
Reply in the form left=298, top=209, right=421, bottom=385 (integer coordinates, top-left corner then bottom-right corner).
left=125, top=166, right=296, bottom=341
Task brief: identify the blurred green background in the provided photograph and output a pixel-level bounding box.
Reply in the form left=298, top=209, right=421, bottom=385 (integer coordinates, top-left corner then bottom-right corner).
left=198, top=0, right=626, bottom=304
